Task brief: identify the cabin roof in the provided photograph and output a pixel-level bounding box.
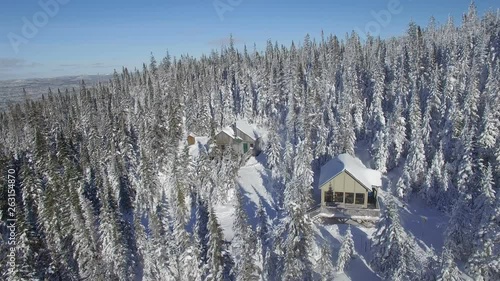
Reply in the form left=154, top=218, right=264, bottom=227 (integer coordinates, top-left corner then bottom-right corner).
left=235, top=120, right=259, bottom=140
left=318, top=154, right=382, bottom=190
left=217, top=119, right=260, bottom=141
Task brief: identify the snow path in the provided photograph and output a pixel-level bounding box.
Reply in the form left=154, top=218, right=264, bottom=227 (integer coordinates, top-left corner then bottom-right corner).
left=215, top=155, right=277, bottom=241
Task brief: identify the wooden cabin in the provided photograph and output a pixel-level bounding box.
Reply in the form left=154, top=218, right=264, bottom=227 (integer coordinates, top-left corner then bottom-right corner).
left=318, top=154, right=382, bottom=210
left=187, top=133, right=197, bottom=146
left=214, top=120, right=261, bottom=156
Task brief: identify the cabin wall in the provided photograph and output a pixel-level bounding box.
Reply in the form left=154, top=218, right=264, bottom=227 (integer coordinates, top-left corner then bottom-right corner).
left=215, top=131, right=234, bottom=146
left=216, top=129, right=261, bottom=155
left=320, top=171, right=368, bottom=208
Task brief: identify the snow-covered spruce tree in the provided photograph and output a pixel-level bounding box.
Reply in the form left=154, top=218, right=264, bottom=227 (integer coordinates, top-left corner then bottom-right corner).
left=98, top=171, right=135, bottom=280
left=395, top=167, right=412, bottom=200
left=278, top=203, right=313, bottom=281
left=366, top=59, right=386, bottom=142
left=455, top=124, right=477, bottom=195
left=232, top=186, right=259, bottom=281
left=146, top=195, right=175, bottom=280
left=420, top=252, right=440, bottom=281
left=206, top=205, right=228, bottom=281
left=421, top=142, right=455, bottom=209
left=477, top=100, right=498, bottom=161
left=371, top=197, right=419, bottom=280
left=266, top=121, right=283, bottom=176
left=401, top=127, right=427, bottom=194
left=169, top=169, right=202, bottom=281
left=337, top=225, right=355, bottom=272
left=437, top=248, right=465, bottom=281
left=387, top=97, right=407, bottom=170
left=195, top=195, right=210, bottom=278
left=255, top=199, right=270, bottom=279
left=16, top=156, right=49, bottom=280
left=371, top=126, right=389, bottom=173
left=468, top=164, right=499, bottom=280
left=315, top=242, right=335, bottom=281
left=444, top=193, right=474, bottom=261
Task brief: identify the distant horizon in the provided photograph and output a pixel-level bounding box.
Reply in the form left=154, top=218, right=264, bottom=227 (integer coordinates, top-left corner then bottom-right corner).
left=0, top=0, right=498, bottom=81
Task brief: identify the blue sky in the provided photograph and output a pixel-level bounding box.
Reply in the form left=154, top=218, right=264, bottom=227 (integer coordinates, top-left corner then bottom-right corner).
left=0, top=0, right=498, bottom=80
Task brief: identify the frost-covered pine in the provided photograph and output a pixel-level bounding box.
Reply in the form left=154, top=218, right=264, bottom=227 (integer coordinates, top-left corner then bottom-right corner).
left=403, top=129, right=427, bottom=191
left=99, top=177, right=131, bottom=280
left=194, top=196, right=210, bottom=278
left=422, top=143, right=445, bottom=205
left=316, top=242, right=335, bottom=281
left=420, top=253, right=440, bottom=281
left=456, top=128, right=476, bottom=194
left=388, top=98, right=407, bottom=169
left=437, top=248, right=465, bottom=281
left=279, top=203, right=313, bottom=281
left=396, top=168, right=411, bottom=199
left=371, top=197, right=419, bottom=280
left=366, top=60, right=386, bottom=141
left=233, top=187, right=259, bottom=281
left=444, top=194, right=474, bottom=261
left=336, top=225, right=355, bottom=272
left=206, top=205, right=226, bottom=281
left=372, top=126, right=389, bottom=173
left=468, top=164, right=499, bottom=280
left=478, top=100, right=498, bottom=153
left=266, top=124, right=283, bottom=177
left=255, top=200, right=270, bottom=278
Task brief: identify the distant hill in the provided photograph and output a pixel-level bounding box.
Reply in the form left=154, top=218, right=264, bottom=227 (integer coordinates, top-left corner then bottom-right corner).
left=0, top=74, right=112, bottom=110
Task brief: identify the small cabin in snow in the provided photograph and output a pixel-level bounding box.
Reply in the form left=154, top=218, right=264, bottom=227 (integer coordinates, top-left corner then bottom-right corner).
left=318, top=154, right=382, bottom=209
left=187, top=133, right=197, bottom=146
left=215, top=120, right=261, bottom=156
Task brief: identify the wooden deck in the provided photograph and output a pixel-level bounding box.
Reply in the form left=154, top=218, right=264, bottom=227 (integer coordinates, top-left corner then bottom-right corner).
left=307, top=204, right=380, bottom=221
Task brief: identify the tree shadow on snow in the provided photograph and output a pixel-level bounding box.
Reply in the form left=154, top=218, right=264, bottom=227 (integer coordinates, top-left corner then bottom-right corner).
left=238, top=183, right=278, bottom=228
left=338, top=224, right=381, bottom=281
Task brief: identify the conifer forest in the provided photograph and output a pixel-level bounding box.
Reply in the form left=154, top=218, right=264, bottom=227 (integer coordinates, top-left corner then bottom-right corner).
left=0, top=4, right=499, bottom=281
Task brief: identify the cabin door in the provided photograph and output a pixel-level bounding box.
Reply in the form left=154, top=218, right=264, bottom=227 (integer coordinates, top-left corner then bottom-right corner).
left=243, top=143, right=249, bottom=153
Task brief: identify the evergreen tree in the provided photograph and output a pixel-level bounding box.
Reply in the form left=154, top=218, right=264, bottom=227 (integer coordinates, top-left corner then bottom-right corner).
left=371, top=197, right=419, bottom=279
left=315, top=242, right=334, bottom=281
left=206, top=205, right=226, bottom=281
left=468, top=164, right=499, bottom=280
left=336, top=225, right=355, bottom=272
left=232, top=186, right=259, bottom=281
left=279, top=203, right=313, bottom=281
left=437, top=248, right=465, bottom=281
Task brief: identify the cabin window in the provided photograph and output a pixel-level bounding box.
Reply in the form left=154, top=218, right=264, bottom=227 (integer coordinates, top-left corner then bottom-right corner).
left=334, top=192, right=344, bottom=203
left=324, top=190, right=333, bottom=202
left=345, top=193, right=354, bottom=204
left=250, top=143, right=254, bottom=149
left=355, top=193, right=365, bottom=205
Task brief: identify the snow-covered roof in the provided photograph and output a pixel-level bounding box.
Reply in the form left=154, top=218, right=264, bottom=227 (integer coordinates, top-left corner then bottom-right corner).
left=235, top=120, right=259, bottom=140
left=318, top=153, right=382, bottom=190
left=217, top=119, right=260, bottom=140
left=221, top=126, right=235, bottom=138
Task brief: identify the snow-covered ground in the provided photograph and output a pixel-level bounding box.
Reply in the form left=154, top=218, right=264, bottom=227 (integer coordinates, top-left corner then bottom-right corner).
left=214, top=155, right=277, bottom=240
left=189, top=138, right=453, bottom=280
